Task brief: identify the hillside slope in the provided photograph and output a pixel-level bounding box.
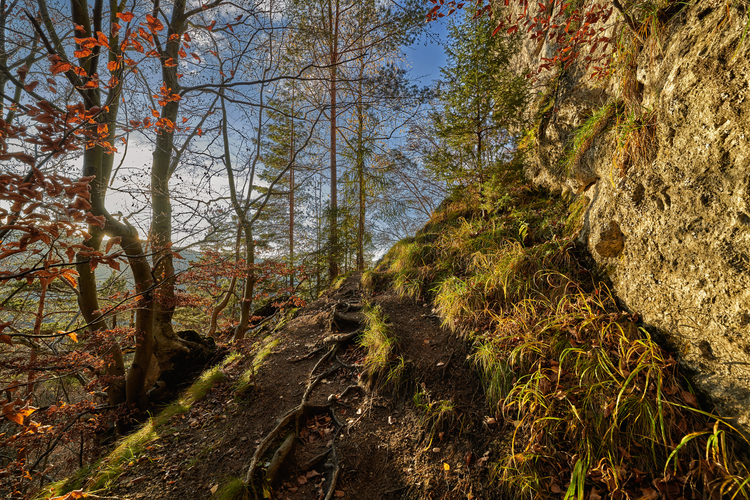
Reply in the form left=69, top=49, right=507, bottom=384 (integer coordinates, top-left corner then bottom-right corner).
left=41, top=273, right=499, bottom=500
left=41, top=164, right=750, bottom=500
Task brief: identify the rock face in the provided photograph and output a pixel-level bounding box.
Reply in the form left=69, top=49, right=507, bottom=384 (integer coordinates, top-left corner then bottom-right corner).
left=522, top=0, right=750, bottom=430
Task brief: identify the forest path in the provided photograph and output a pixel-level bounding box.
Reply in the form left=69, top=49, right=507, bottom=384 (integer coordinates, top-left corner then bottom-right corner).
left=99, top=273, right=500, bottom=500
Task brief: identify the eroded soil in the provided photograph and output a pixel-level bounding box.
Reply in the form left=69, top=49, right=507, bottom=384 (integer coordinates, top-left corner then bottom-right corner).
left=96, top=274, right=505, bottom=499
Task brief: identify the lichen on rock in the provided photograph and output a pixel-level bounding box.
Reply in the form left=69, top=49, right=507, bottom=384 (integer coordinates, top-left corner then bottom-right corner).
left=519, top=0, right=750, bottom=431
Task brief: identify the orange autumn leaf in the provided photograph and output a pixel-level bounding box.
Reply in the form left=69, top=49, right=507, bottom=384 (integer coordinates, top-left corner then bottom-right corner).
left=146, top=14, right=164, bottom=32
left=5, top=411, right=23, bottom=425
left=50, top=490, right=87, bottom=500
left=97, top=31, right=110, bottom=48
left=50, top=61, right=72, bottom=75
left=74, top=37, right=98, bottom=48
left=105, top=236, right=121, bottom=254
left=67, top=332, right=78, bottom=342
left=58, top=269, right=79, bottom=288
left=116, top=11, right=134, bottom=22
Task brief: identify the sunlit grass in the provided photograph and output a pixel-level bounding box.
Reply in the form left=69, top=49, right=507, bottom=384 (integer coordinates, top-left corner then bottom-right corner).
left=371, top=158, right=750, bottom=498
left=359, top=302, right=402, bottom=390
left=38, top=353, right=239, bottom=498
left=413, top=386, right=458, bottom=449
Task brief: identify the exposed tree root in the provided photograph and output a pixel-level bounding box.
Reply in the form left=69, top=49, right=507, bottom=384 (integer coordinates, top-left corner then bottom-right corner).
left=302, top=447, right=331, bottom=470
left=334, top=354, right=361, bottom=370
left=332, top=310, right=364, bottom=324
left=287, top=345, right=326, bottom=363
left=244, top=330, right=362, bottom=498
left=264, top=433, right=295, bottom=486
left=323, top=329, right=362, bottom=345
left=335, top=384, right=362, bottom=401
left=322, top=442, right=342, bottom=500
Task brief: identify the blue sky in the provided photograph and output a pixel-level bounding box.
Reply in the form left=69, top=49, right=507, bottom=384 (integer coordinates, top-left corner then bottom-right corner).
left=404, top=20, right=449, bottom=87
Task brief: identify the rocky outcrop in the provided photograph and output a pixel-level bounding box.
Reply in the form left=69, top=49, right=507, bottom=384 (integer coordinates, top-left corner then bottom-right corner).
left=522, top=0, right=750, bottom=430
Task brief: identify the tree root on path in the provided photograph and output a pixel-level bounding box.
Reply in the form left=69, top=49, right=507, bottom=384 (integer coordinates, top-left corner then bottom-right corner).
left=323, top=329, right=362, bottom=345
left=244, top=339, right=361, bottom=499
left=287, top=344, right=327, bottom=363
left=334, top=354, right=361, bottom=370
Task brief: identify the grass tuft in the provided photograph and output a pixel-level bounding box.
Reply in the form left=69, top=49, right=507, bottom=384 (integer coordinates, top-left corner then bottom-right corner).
left=561, top=101, right=618, bottom=176
left=413, top=386, right=459, bottom=449
left=359, top=302, right=402, bottom=390
left=211, top=477, right=251, bottom=500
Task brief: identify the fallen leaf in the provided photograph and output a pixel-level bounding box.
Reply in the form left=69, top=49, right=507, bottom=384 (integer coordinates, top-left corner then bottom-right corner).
left=297, top=475, right=307, bottom=485
left=210, top=485, right=218, bottom=494
left=681, top=390, right=698, bottom=407
left=639, top=487, right=659, bottom=500
left=335, top=491, right=345, bottom=498
left=443, top=463, right=450, bottom=471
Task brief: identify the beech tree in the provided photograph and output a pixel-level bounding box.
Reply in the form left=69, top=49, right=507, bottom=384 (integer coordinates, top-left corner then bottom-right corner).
left=0, top=0, right=337, bottom=432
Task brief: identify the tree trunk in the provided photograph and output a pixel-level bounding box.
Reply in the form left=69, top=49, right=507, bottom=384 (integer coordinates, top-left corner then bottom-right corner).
left=356, top=88, right=365, bottom=271
left=148, top=0, right=191, bottom=376
left=289, top=90, right=295, bottom=288
left=208, top=229, right=242, bottom=338
left=208, top=275, right=237, bottom=338
left=328, top=0, right=340, bottom=281
left=234, top=224, right=256, bottom=341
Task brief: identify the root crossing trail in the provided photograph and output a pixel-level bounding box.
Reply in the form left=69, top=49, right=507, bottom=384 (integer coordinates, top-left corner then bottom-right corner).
left=97, top=273, right=502, bottom=500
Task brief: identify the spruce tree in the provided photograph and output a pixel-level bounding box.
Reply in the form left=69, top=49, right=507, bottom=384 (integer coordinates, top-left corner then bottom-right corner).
left=427, top=9, right=527, bottom=188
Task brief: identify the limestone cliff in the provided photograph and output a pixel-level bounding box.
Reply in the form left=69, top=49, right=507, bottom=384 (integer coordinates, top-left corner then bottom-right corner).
left=521, top=0, right=750, bottom=430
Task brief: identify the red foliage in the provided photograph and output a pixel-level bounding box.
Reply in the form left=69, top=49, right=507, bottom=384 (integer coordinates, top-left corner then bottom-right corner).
left=0, top=170, right=130, bottom=496
left=427, top=0, right=618, bottom=80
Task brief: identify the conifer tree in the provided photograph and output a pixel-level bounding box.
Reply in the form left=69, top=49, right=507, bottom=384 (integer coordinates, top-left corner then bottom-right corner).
left=426, top=8, right=527, bottom=188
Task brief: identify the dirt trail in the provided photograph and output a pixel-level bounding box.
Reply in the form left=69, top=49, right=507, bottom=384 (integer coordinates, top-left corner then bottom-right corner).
left=103, top=273, right=501, bottom=500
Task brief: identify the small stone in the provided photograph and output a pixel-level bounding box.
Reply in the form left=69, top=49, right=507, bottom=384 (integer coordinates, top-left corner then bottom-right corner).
left=595, top=221, right=624, bottom=258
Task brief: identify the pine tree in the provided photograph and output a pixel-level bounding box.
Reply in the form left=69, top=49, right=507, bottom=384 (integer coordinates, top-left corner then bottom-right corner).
left=427, top=9, right=527, bottom=188
left=259, top=81, right=313, bottom=287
